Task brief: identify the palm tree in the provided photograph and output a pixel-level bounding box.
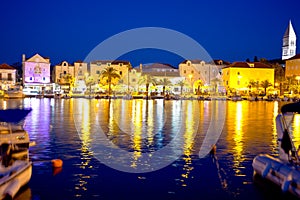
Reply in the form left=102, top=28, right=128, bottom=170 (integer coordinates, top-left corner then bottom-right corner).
left=260, top=80, right=272, bottom=96
left=85, top=75, right=95, bottom=95
left=158, top=78, right=172, bottom=96
left=100, top=67, right=121, bottom=95
left=63, top=74, right=75, bottom=93
left=195, top=80, right=203, bottom=95
left=248, top=80, right=258, bottom=94
left=176, top=80, right=187, bottom=95
left=138, top=74, right=157, bottom=99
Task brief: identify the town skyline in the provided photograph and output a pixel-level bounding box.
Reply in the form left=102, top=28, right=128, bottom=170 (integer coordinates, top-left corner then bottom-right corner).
left=1, top=1, right=299, bottom=67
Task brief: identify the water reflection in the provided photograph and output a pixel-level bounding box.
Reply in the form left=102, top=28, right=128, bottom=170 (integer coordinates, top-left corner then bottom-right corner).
left=233, top=102, right=245, bottom=176
left=2, top=98, right=299, bottom=199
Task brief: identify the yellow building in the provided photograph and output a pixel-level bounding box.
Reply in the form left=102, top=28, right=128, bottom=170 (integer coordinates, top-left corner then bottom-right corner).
left=222, top=62, right=274, bottom=95
left=285, top=54, right=300, bottom=77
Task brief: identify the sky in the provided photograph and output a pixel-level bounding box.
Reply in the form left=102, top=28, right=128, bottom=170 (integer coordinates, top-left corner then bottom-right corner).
left=0, top=0, right=299, bottom=67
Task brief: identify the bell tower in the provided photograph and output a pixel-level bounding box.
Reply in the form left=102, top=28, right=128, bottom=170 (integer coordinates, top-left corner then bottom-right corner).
left=282, top=20, right=297, bottom=60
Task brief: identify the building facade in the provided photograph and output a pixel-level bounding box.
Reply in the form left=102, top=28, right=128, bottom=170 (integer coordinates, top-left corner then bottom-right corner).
left=22, top=53, right=57, bottom=94
left=179, top=59, right=227, bottom=94
left=285, top=54, right=300, bottom=78
left=0, top=63, right=17, bottom=90
left=282, top=20, right=297, bottom=60
left=222, top=62, right=274, bottom=95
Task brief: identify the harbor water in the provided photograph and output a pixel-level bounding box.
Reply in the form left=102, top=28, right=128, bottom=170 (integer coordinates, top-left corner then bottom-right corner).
left=2, top=98, right=300, bottom=200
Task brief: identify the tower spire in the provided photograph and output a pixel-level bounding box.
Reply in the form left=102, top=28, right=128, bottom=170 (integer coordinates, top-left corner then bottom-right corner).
left=282, top=20, right=297, bottom=60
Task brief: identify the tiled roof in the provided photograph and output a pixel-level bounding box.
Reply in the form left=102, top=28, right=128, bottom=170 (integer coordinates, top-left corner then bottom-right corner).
left=90, top=60, right=130, bottom=65
left=180, top=59, right=204, bottom=64
left=0, top=63, right=16, bottom=70
left=142, top=63, right=177, bottom=70
left=223, top=62, right=273, bottom=69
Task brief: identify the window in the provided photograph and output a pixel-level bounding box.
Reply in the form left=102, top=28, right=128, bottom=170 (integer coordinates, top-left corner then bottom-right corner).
left=237, top=72, right=240, bottom=75
left=184, top=70, right=186, bottom=74
left=64, top=71, right=67, bottom=74
left=132, top=78, right=136, bottom=82
left=120, top=71, right=122, bottom=75
left=119, top=80, right=123, bottom=84
left=237, top=80, right=240, bottom=85
left=191, top=70, right=194, bottom=74
left=7, top=73, right=12, bottom=81
left=96, top=70, right=100, bottom=75
left=291, top=41, right=295, bottom=46
left=30, top=77, right=33, bottom=81
left=226, top=81, right=228, bottom=85
left=43, top=77, right=45, bottom=81
left=0, top=73, right=2, bottom=80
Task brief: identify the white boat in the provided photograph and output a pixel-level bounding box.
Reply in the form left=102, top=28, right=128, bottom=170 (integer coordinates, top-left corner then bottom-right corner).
left=0, top=109, right=34, bottom=161
left=252, top=102, right=300, bottom=198
left=0, top=159, right=32, bottom=200
left=22, top=87, right=39, bottom=97
left=3, top=88, right=25, bottom=99
left=0, top=109, right=33, bottom=199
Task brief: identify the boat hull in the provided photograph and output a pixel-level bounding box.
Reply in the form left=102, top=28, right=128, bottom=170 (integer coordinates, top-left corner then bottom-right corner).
left=0, top=161, right=32, bottom=199
left=252, top=154, right=300, bottom=197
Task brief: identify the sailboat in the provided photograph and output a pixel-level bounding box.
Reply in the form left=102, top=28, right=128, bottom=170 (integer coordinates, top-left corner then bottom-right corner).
left=252, top=102, right=300, bottom=198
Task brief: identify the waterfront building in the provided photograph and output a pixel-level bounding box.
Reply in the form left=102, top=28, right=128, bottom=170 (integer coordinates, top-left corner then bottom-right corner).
left=53, top=60, right=88, bottom=94
left=282, top=20, right=297, bottom=60
left=178, top=59, right=228, bottom=94
left=22, top=54, right=57, bottom=94
left=89, top=60, right=131, bottom=93
left=285, top=54, right=300, bottom=78
left=222, top=62, right=274, bottom=95
left=132, top=63, right=184, bottom=95
left=0, top=63, right=17, bottom=90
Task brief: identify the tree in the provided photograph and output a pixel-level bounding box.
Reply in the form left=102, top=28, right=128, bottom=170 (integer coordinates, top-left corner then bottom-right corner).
left=176, top=80, right=187, bottom=95
left=158, top=78, right=172, bottom=96
left=254, top=56, right=259, bottom=62
left=63, top=74, right=75, bottom=92
left=138, top=74, right=157, bottom=99
left=85, top=75, right=96, bottom=95
left=248, top=80, right=258, bottom=94
left=260, top=80, right=272, bottom=95
left=194, top=80, right=203, bottom=95
left=100, top=67, right=121, bottom=95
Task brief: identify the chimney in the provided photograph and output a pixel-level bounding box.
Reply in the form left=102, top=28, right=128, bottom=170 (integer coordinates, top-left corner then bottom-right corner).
left=22, top=54, right=26, bottom=62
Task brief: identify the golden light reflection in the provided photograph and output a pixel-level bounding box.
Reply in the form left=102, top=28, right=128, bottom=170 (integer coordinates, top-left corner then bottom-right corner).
left=233, top=102, right=245, bottom=176
left=271, top=101, right=279, bottom=155
left=131, top=100, right=143, bottom=168
left=292, top=114, right=300, bottom=148
left=180, top=101, right=195, bottom=187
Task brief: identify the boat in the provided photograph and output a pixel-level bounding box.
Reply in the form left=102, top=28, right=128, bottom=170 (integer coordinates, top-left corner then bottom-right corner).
left=0, top=109, right=34, bottom=160
left=3, top=87, right=25, bottom=99
left=0, top=109, right=33, bottom=199
left=22, top=87, right=40, bottom=98
left=0, top=159, right=32, bottom=200
left=252, top=102, right=300, bottom=198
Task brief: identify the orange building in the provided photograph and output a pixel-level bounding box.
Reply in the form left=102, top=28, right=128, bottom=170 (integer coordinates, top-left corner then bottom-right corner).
left=285, top=54, right=300, bottom=77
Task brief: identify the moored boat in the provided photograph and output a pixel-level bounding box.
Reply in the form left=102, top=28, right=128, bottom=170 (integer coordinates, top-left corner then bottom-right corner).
left=252, top=102, right=300, bottom=198
left=0, top=109, right=34, bottom=160
left=0, top=157, right=32, bottom=199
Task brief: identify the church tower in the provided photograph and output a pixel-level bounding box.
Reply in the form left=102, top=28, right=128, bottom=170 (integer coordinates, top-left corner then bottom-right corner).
left=282, top=20, right=297, bottom=60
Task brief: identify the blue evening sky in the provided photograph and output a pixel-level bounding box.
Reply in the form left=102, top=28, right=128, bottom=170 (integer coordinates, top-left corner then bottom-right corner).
left=0, top=0, right=299, bottom=67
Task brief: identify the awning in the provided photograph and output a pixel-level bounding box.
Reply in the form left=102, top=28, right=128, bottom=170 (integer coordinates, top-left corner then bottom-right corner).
left=281, top=102, right=300, bottom=114
left=0, top=108, right=32, bottom=123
